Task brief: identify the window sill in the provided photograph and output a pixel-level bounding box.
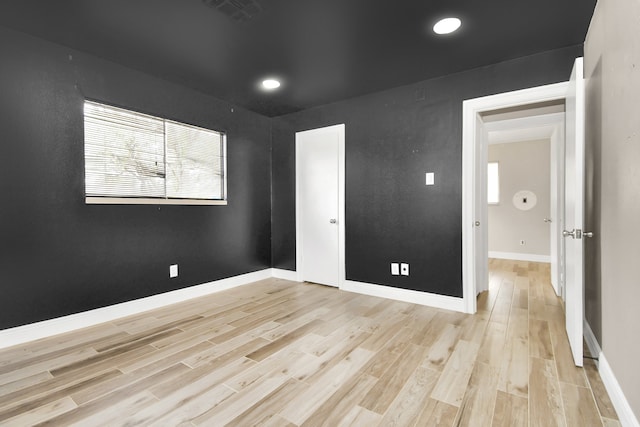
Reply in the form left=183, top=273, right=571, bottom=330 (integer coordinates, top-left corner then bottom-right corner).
left=86, top=197, right=227, bottom=206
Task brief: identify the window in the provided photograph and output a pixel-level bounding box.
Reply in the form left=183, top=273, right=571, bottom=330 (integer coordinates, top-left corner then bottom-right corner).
left=84, top=101, right=226, bottom=205
left=488, top=161, right=499, bottom=204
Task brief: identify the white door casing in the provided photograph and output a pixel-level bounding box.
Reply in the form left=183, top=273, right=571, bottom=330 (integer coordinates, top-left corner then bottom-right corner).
left=475, top=114, right=489, bottom=295
left=462, top=81, right=569, bottom=314
left=564, top=57, right=585, bottom=367
left=295, top=124, right=345, bottom=287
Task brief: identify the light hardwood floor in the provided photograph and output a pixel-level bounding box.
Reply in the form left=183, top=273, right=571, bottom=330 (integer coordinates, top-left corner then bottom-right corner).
left=0, top=259, right=619, bottom=426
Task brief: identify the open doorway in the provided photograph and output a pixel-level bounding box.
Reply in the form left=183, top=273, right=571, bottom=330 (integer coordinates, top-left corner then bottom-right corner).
left=481, top=102, right=566, bottom=299
left=463, top=59, right=586, bottom=367
left=461, top=81, right=569, bottom=314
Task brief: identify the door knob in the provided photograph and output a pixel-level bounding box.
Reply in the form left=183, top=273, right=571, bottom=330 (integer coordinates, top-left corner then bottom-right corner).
left=584, top=231, right=594, bottom=238
left=474, top=221, right=480, bottom=227
left=544, top=218, right=552, bottom=223
left=329, top=218, right=337, bottom=224
left=563, top=229, right=583, bottom=239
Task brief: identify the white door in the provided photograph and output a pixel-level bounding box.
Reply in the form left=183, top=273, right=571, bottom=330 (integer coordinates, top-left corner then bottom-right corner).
left=296, top=124, right=345, bottom=287
left=563, top=57, right=585, bottom=367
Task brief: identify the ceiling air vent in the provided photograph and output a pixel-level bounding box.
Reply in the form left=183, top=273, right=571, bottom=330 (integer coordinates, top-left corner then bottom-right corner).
left=202, top=0, right=263, bottom=23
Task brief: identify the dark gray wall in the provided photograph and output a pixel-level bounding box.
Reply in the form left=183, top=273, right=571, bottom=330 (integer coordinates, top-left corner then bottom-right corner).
left=0, top=22, right=585, bottom=330
left=0, top=27, right=272, bottom=329
left=272, top=45, right=583, bottom=297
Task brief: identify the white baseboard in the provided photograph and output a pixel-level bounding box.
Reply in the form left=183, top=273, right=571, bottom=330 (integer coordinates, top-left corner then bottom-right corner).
left=0, top=269, right=272, bottom=350
left=271, top=268, right=300, bottom=282
left=599, top=354, right=640, bottom=427
left=488, top=251, right=551, bottom=263
left=583, top=319, right=601, bottom=366
left=341, top=280, right=465, bottom=313
left=0, top=269, right=472, bottom=350
left=584, top=320, right=639, bottom=427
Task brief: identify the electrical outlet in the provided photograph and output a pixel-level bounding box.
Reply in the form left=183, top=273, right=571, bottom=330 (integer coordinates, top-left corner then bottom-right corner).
left=520, top=240, right=525, bottom=246
left=401, top=263, right=409, bottom=276
left=391, top=263, right=399, bottom=275
left=170, top=264, right=178, bottom=278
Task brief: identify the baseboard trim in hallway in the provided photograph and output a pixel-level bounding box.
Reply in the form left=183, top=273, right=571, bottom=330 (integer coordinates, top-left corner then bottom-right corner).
left=488, top=251, right=551, bottom=263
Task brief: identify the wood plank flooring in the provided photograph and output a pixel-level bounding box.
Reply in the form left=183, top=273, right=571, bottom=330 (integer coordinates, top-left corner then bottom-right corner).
left=0, top=259, right=619, bottom=426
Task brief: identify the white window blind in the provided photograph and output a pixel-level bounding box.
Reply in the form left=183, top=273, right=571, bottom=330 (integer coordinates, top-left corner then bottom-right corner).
left=488, top=161, right=500, bottom=204
left=165, top=121, right=224, bottom=200
left=84, top=101, right=226, bottom=203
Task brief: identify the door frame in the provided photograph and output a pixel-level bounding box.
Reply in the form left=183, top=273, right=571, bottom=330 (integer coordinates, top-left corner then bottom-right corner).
left=295, top=124, right=346, bottom=287
left=461, top=82, right=568, bottom=313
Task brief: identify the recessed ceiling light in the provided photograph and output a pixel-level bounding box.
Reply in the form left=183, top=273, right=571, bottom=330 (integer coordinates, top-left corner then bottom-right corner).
left=433, top=17, right=461, bottom=35
left=262, top=79, right=281, bottom=90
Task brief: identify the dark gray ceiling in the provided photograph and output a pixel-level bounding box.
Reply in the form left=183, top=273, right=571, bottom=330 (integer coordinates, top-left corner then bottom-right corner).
left=0, top=0, right=596, bottom=117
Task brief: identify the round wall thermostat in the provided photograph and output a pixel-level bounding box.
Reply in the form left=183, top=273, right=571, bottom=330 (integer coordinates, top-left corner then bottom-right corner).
left=513, top=190, right=537, bottom=211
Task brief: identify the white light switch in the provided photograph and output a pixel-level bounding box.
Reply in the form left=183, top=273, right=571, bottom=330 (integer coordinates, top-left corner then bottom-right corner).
left=401, top=263, right=409, bottom=276
left=170, top=264, right=178, bottom=278
left=425, top=172, right=435, bottom=186
left=391, top=263, right=399, bottom=275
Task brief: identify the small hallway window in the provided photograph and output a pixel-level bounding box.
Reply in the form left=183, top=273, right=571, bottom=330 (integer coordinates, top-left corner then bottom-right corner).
left=488, top=162, right=499, bottom=204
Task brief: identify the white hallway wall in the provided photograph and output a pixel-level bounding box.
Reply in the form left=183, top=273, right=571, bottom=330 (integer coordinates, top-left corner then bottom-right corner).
left=488, top=139, right=551, bottom=261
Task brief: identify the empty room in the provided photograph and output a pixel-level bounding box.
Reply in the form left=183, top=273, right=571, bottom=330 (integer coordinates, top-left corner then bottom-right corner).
left=1, top=0, right=638, bottom=425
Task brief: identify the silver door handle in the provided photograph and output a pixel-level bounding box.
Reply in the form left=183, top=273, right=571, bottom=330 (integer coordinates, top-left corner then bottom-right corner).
left=474, top=221, right=480, bottom=227
left=584, top=231, right=594, bottom=238
left=544, top=218, right=552, bottom=223
left=329, top=219, right=337, bottom=224
left=563, top=229, right=583, bottom=239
